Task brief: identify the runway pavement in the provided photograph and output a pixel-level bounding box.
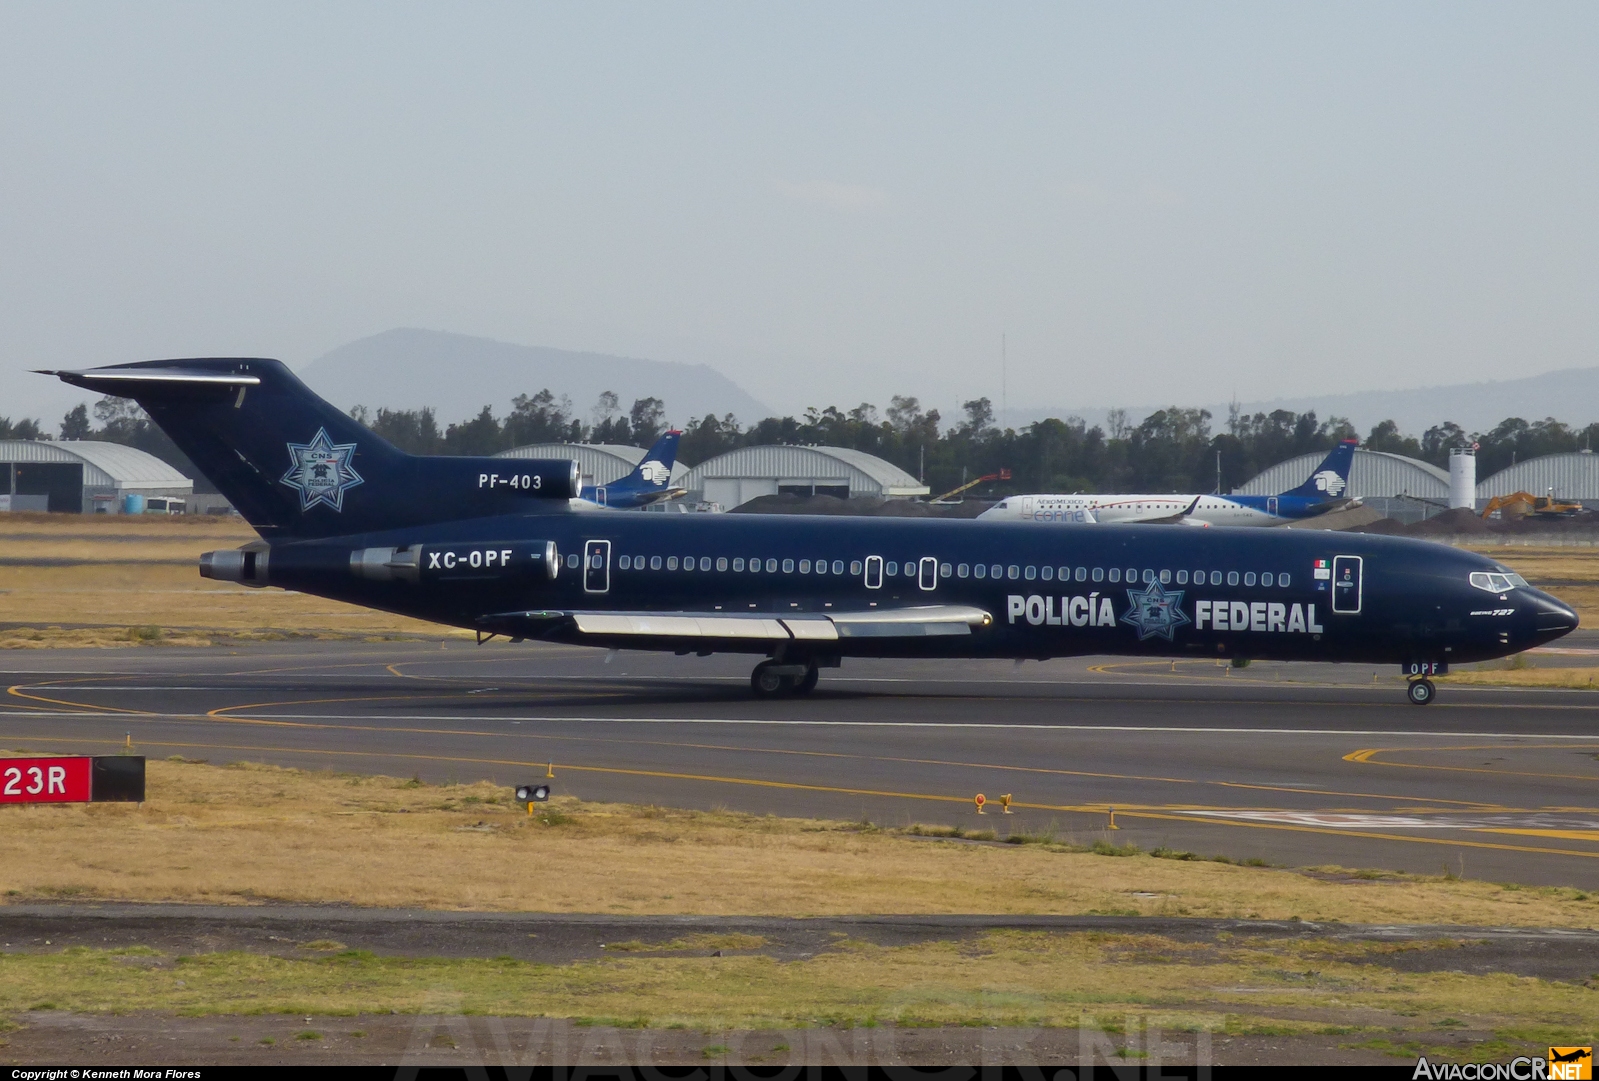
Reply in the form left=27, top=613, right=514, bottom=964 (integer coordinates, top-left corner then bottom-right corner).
left=5, top=637, right=1599, bottom=888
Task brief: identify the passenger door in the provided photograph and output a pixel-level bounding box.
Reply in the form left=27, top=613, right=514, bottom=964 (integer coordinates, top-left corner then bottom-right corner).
left=864, top=555, right=883, bottom=590
left=918, top=556, right=938, bottom=591
left=1331, top=555, right=1362, bottom=614
left=583, top=540, right=611, bottom=594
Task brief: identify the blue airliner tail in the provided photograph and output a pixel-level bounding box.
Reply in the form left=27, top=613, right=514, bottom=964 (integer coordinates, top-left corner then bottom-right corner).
left=590, top=430, right=684, bottom=508
left=40, top=358, right=580, bottom=539
left=1280, top=439, right=1357, bottom=501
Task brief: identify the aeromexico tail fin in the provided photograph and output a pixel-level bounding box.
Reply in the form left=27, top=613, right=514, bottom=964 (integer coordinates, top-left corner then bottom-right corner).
left=39, top=359, right=579, bottom=539
left=615, top=430, right=682, bottom=490
left=1280, top=439, right=1357, bottom=500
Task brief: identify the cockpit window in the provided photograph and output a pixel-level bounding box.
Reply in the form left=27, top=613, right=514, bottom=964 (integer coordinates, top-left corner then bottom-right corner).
left=1470, top=571, right=1519, bottom=593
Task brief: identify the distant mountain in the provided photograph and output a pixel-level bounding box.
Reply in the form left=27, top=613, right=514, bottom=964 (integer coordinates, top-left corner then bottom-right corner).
left=296, top=329, right=772, bottom=428
left=1000, top=364, right=1599, bottom=438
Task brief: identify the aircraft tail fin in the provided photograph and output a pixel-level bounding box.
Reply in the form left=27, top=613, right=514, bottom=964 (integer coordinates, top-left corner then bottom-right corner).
left=613, top=430, right=682, bottom=492
left=40, top=359, right=579, bottom=539
left=1280, top=438, right=1357, bottom=501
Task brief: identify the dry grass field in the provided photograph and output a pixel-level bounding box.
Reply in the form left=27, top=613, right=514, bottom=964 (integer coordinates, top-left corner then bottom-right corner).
left=0, top=512, right=449, bottom=645
left=0, top=757, right=1595, bottom=1037
left=1, top=756, right=1592, bottom=925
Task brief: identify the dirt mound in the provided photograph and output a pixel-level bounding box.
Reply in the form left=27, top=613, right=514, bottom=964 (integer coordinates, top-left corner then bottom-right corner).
left=1404, top=507, right=1493, bottom=536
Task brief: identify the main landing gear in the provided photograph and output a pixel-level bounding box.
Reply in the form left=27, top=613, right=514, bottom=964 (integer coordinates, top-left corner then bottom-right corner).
left=1406, top=678, right=1436, bottom=706
left=751, top=659, right=819, bottom=698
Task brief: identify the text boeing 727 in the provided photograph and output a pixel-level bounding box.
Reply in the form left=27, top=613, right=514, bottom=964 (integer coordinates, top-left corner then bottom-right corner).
left=40, top=362, right=1575, bottom=705
left=978, top=440, right=1359, bottom=526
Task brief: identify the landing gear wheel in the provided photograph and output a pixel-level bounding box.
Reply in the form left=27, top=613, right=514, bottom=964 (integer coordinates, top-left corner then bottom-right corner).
left=751, top=660, right=791, bottom=699
left=795, top=664, right=819, bottom=695
left=1407, top=678, right=1435, bottom=706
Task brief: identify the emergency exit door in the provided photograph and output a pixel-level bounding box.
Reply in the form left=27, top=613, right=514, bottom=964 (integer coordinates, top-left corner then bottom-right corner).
left=1331, top=555, right=1362, bottom=613
left=583, top=540, right=611, bottom=593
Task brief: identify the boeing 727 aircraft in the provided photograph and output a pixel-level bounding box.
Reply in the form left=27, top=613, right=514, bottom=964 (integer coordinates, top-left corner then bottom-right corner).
left=979, top=440, right=1359, bottom=526
left=41, top=361, right=1574, bottom=705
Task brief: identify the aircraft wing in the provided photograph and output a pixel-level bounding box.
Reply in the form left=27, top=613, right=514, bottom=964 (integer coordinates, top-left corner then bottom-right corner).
left=1136, top=497, right=1205, bottom=525
left=477, top=604, right=993, bottom=645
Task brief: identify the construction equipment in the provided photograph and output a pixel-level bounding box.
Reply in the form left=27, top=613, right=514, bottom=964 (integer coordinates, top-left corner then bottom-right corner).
left=1480, top=489, right=1586, bottom=520
left=931, top=469, right=1010, bottom=504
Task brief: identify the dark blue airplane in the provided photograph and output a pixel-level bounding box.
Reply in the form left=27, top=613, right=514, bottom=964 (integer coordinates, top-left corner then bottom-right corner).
left=572, top=429, right=685, bottom=510
left=41, top=359, right=1578, bottom=705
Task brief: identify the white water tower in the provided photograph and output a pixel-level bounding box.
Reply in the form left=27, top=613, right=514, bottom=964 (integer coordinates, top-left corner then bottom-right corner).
left=1449, top=447, right=1476, bottom=510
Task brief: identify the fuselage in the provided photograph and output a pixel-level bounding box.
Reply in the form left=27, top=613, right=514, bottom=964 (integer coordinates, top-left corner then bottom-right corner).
left=980, top=493, right=1340, bottom=526
left=239, top=511, right=1576, bottom=667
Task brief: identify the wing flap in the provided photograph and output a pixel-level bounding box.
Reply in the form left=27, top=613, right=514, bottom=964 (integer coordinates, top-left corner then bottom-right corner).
left=480, top=604, right=990, bottom=644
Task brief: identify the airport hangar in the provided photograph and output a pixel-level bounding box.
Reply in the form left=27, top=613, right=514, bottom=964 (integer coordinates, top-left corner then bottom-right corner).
left=0, top=439, right=193, bottom=514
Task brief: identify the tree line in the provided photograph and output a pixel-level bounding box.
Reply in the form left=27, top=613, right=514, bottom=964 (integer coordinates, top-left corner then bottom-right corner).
left=6, top=391, right=1599, bottom=498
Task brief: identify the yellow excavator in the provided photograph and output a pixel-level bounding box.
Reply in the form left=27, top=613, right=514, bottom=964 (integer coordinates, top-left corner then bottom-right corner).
left=1480, top=488, right=1585, bottom=520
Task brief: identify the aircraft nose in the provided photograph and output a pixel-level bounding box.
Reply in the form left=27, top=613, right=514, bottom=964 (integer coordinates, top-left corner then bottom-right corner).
left=1530, top=594, right=1579, bottom=640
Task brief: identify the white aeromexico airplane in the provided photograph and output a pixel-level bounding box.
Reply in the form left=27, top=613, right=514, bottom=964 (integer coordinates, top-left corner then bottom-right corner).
left=979, top=441, right=1358, bottom=528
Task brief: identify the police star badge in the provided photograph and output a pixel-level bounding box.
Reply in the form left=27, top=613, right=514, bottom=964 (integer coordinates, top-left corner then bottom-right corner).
left=280, top=428, right=363, bottom=512
left=1120, top=580, right=1192, bottom=642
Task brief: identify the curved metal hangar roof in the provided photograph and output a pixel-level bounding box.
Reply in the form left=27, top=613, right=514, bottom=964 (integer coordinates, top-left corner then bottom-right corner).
left=681, top=445, right=929, bottom=507
left=0, top=440, right=192, bottom=490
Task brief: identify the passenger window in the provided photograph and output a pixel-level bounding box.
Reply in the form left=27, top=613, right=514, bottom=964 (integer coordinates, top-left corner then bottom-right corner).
left=1091, top=567, right=1103, bottom=582
left=1126, top=568, right=1136, bottom=581
left=716, top=557, right=728, bottom=572
left=1007, top=566, right=1020, bottom=580
left=1194, top=568, right=1204, bottom=583
left=1210, top=570, right=1222, bottom=585
left=1279, top=573, right=1290, bottom=587
left=799, top=560, right=811, bottom=573
left=849, top=560, right=862, bottom=575
left=1041, top=566, right=1053, bottom=581
left=765, top=558, right=777, bottom=573
left=699, top=557, right=711, bottom=572
left=1176, top=570, right=1188, bottom=584
left=958, top=563, right=969, bottom=578
left=1076, top=567, right=1087, bottom=582
left=618, top=555, right=630, bottom=570
left=1244, top=572, right=1256, bottom=586
left=991, top=564, right=1002, bottom=579
left=1159, top=570, right=1171, bottom=584
left=816, top=557, right=827, bottom=572
left=832, top=560, right=843, bottom=574
left=782, top=559, right=795, bottom=573
left=974, top=564, right=987, bottom=579
left=650, top=555, right=662, bottom=570
left=733, top=558, right=745, bottom=571
left=940, top=562, right=952, bottom=578
left=1024, top=566, right=1037, bottom=580
left=1227, top=571, right=1239, bottom=586
left=886, top=561, right=898, bottom=576
left=567, top=553, right=580, bottom=569
left=667, top=556, right=679, bottom=570
left=1140, top=569, right=1153, bottom=584
left=1261, top=572, right=1273, bottom=586
left=1108, top=569, right=1120, bottom=583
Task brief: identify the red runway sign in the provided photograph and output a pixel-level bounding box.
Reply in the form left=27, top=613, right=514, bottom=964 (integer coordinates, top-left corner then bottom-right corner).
left=1, top=756, right=92, bottom=803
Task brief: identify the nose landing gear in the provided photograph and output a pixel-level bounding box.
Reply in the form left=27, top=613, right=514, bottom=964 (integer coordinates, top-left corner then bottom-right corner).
left=750, top=659, right=819, bottom=698
left=1406, top=678, right=1435, bottom=705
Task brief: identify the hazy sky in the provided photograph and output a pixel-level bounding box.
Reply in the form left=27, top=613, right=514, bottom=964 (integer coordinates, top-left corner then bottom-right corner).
left=3, top=3, right=1597, bottom=426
